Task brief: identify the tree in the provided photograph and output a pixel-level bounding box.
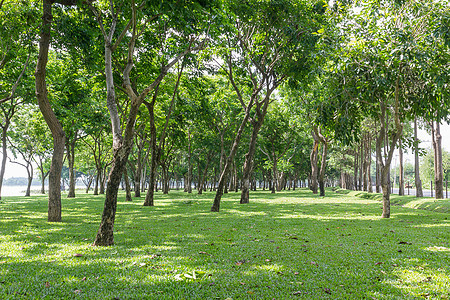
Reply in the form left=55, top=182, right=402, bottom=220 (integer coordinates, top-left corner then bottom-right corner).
left=88, top=0, right=214, bottom=245
left=35, top=0, right=80, bottom=222
left=209, top=0, right=326, bottom=210
left=0, top=0, right=37, bottom=200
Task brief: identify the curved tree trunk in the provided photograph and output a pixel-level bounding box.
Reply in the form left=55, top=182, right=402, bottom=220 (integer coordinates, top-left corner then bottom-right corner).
left=35, top=0, right=66, bottom=222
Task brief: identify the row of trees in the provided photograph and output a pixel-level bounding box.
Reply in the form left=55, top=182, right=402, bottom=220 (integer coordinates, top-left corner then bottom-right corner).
left=1, top=0, right=448, bottom=246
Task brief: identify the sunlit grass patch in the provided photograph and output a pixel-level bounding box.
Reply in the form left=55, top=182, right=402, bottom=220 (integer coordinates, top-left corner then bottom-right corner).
left=0, top=188, right=449, bottom=299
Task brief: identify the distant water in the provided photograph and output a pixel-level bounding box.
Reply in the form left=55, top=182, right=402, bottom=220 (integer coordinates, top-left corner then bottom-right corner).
left=1, top=185, right=36, bottom=197
left=1, top=185, right=88, bottom=197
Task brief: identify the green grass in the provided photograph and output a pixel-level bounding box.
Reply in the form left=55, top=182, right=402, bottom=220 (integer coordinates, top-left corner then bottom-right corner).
left=0, top=188, right=449, bottom=299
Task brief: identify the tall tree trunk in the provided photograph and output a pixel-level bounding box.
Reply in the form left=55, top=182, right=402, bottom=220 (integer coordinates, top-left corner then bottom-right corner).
left=143, top=92, right=160, bottom=206
left=241, top=117, right=264, bottom=204
left=211, top=107, right=252, bottom=212
left=35, top=0, right=66, bottom=222
left=432, top=121, right=444, bottom=199
left=25, top=163, right=33, bottom=197
left=187, top=128, right=192, bottom=193
left=353, top=150, right=358, bottom=191
left=318, top=140, right=328, bottom=197
left=375, top=149, right=381, bottom=193
left=0, top=126, right=8, bottom=200
left=67, top=134, right=77, bottom=198
left=362, top=134, right=368, bottom=192
left=398, top=138, right=404, bottom=196
left=310, top=128, right=320, bottom=194
left=123, top=167, right=132, bottom=201
left=366, top=134, right=373, bottom=193
left=414, top=117, right=423, bottom=197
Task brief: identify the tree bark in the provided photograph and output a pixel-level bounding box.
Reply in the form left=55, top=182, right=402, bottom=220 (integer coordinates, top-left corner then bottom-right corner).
left=310, top=128, right=320, bottom=194
left=414, top=117, right=423, bottom=197
left=432, top=121, right=444, bottom=199
left=0, top=126, right=8, bottom=200
left=123, top=166, right=132, bottom=201
left=211, top=107, right=252, bottom=212
left=398, top=138, right=404, bottom=196
left=35, top=0, right=66, bottom=222
left=241, top=115, right=264, bottom=204
left=67, top=131, right=77, bottom=198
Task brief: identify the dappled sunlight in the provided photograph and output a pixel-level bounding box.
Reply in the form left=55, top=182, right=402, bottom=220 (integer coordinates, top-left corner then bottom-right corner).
left=425, top=246, right=450, bottom=252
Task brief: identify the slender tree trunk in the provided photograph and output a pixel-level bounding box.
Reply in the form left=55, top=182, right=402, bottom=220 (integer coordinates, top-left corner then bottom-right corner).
left=366, top=134, right=373, bottom=193
left=398, top=138, right=404, bottom=196
left=67, top=135, right=77, bottom=198
left=414, top=117, right=423, bottom=197
left=211, top=107, right=252, bottom=212
left=353, top=151, right=358, bottom=191
left=123, top=167, right=132, bottom=201
left=432, top=121, right=444, bottom=199
left=241, top=118, right=264, bottom=204
left=310, top=129, right=319, bottom=194
left=25, top=163, right=33, bottom=197
left=143, top=93, right=159, bottom=206
left=187, top=129, right=192, bottom=193
left=318, top=140, right=328, bottom=197
left=94, top=168, right=100, bottom=195
left=35, top=0, right=66, bottom=222
left=0, top=126, right=8, bottom=200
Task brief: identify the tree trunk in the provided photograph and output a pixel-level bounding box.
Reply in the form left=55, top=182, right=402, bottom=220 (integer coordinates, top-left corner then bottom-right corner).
left=25, top=163, right=33, bottom=197
left=124, top=167, right=132, bottom=201
left=318, top=139, right=328, bottom=197
left=94, top=169, right=100, bottom=195
left=432, top=121, right=444, bottom=199
left=414, top=117, right=423, bottom=197
left=310, top=129, right=320, bottom=194
left=366, top=134, right=373, bottom=193
left=241, top=118, right=264, bottom=204
left=353, top=151, right=358, bottom=191
left=211, top=107, right=252, bottom=212
left=0, top=126, right=8, bottom=200
left=67, top=134, right=77, bottom=198
left=398, top=138, right=404, bottom=196
left=35, top=0, right=66, bottom=222
left=380, top=165, right=390, bottom=218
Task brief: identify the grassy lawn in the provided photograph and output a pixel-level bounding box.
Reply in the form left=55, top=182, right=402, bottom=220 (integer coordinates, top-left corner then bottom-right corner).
left=0, top=188, right=449, bottom=299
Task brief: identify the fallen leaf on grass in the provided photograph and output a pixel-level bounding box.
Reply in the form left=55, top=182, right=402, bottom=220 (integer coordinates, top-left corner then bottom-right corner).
left=375, top=262, right=383, bottom=265
left=73, top=253, right=83, bottom=257
left=235, top=260, right=247, bottom=266
left=322, top=288, right=332, bottom=295
left=44, top=282, right=50, bottom=288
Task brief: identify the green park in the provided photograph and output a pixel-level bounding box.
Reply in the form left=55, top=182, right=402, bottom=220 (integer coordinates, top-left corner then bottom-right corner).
left=0, top=0, right=449, bottom=299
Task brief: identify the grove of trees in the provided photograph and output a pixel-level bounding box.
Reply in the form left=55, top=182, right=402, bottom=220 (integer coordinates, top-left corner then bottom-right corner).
left=0, top=0, right=448, bottom=245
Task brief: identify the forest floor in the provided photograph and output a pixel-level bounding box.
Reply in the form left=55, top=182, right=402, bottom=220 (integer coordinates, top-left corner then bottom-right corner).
left=0, top=188, right=449, bottom=299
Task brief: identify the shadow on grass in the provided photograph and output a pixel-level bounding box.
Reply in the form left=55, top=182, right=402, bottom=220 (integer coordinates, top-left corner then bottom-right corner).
left=0, top=189, right=449, bottom=299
